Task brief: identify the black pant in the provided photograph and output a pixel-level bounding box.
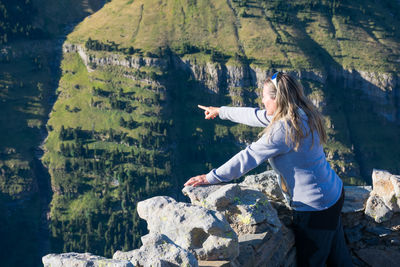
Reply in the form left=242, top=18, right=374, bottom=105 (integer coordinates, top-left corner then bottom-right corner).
left=292, top=186, right=353, bottom=267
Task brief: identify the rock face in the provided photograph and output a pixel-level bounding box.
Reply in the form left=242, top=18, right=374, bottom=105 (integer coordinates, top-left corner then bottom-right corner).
left=137, top=196, right=239, bottom=261
left=63, top=42, right=400, bottom=123
left=42, top=252, right=133, bottom=267
left=113, top=233, right=198, bottom=267
left=43, top=169, right=400, bottom=267
left=239, top=170, right=286, bottom=203
left=182, top=183, right=282, bottom=235
left=342, top=186, right=372, bottom=213
left=63, top=43, right=169, bottom=72
left=365, top=169, right=400, bottom=223
left=328, top=67, right=399, bottom=122
left=182, top=175, right=294, bottom=267
left=231, top=225, right=296, bottom=267
left=341, top=185, right=372, bottom=227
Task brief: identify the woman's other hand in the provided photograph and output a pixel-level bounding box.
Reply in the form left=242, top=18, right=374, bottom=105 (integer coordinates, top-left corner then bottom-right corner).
left=198, top=105, right=220, bottom=120
left=184, top=174, right=210, bottom=187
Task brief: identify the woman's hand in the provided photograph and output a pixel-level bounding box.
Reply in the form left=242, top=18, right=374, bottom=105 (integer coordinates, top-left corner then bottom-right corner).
left=184, top=174, right=210, bottom=187
left=198, top=105, right=220, bottom=120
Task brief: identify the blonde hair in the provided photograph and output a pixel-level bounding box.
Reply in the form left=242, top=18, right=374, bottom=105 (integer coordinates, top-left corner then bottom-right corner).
left=260, top=73, right=327, bottom=151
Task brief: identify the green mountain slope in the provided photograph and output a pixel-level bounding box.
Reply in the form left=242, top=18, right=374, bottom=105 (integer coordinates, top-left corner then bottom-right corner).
left=0, top=0, right=104, bottom=266
left=1, top=0, right=400, bottom=264
left=41, top=0, right=400, bottom=259
left=68, top=0, right=400, bottom=72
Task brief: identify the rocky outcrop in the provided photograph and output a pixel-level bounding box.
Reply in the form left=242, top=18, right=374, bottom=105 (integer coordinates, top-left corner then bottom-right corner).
left=342, top=186, right=400, bottom=267
left=62, top=43, right=169, bottom=72
left=135, top=196, right=239, bottom=261
left=182, top=181, right=294, bottom=267
left=182, top=183, right=282, bottom=235
left=329, top=67, right=399, bottom=122
left=172, top=56, right=223, bottom=94
left=365, top=169, right=400, bottom=223
left=63, top=42, right=399, bottom=122
left=239, top=170, right=286, bottom=203
left=42, top=252, right=133, bottom=267
left=43, top=169, right=400, bottom=267
left=113, top=233, right=198, bottom=267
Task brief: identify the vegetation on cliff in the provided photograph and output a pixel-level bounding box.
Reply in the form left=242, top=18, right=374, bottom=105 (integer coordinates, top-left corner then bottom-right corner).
left=43, top=0, right=400, bottom=257
left=0, top=0, right=104, bottom=266
left=68, top=0, right=400, bottom=72
left=1, top=0, right=400, bottom=265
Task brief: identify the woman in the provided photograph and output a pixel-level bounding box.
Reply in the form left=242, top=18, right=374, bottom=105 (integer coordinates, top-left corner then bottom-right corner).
left=184, top=72, right=353, bottom=266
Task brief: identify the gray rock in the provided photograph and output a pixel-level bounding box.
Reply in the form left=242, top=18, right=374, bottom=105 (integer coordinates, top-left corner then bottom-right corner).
left=371, top=169, right=399, bottom=211
left=182, top=184, right=227, bottom=207
left=136, top=196, right=239, bottom=261
left=183, top=184, right=281, bottom=235
left=42, top=252, right=133, bottom=267
left=239, top=170, right=286, bottom=203
left=391, top=175, right=400, bottom=208
left=232, top=225, right=295, bottom=267
left=365, top=193, right=393, bottom=223
left=184, top=182, right=295, bottom=267
left=342, top=186, right=372, bottom=213
left=391, top=175, right=400, bottom=197
left=113, top=233, right=198, bottom=267
left=254, top=226, right=295, bottom=267
left=364, top=169, right=400, bottom=223
left=205, top=184, right=241, bottom=210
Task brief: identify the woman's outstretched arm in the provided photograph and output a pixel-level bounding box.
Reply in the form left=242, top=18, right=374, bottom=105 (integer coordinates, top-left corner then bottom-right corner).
left=205, top=123, right=290, bottom=184
left=219, top=106, right=272, bottom=127
left=184, top=122, right=291, bottom=187
left=198, top=105, right=272, bottom=127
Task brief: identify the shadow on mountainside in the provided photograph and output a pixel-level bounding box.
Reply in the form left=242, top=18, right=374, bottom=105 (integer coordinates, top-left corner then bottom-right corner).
left=273, top=15, right=400, bottom=184
left=0, top=1, right=107, bottom=267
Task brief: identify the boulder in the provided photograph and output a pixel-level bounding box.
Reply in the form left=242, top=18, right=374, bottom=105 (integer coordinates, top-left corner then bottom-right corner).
left=342, top=186, right=372, bottom=213
left=231, top=225, right=296, bottom=267
left=183, top=182, right=293, bottom=267
left=183, top=184, right=281, bottom=235
left=181, top=184, right=228, bottom=207
left=137, top=196, right=239, bottom=260
left=239, top=170, right=286, bottom=203
left=238, top=171, right=294, bottom=226
left=365, top=169, right=400, bottom=223
left=365, top=193, right=393, bottom=223
left=391, top=175, right=400, bottom=206
left=113, top=233, right=198, bottom=267
left=371, top=169, right=399, bottom=211
left=42, top=252, right=133, bottom=267
left=341, top=186, right=372, bottom=227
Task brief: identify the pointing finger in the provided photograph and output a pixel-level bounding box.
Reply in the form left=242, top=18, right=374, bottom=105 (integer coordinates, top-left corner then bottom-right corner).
left=198, top=105, right=208, bottom=111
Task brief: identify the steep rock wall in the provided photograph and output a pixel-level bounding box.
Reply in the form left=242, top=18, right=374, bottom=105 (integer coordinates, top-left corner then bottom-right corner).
left=63, top=43, right=399, bottom=123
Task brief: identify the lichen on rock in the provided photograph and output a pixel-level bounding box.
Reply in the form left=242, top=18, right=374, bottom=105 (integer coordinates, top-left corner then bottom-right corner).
left=365, top=169, right=400, bottom=223
left=136, top=196, right=239, bottom=261
left=113, top=233, right=198, bottom=267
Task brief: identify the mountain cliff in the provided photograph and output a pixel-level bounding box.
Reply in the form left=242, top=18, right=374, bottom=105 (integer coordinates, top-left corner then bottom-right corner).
left=1, top=0, right=400, bottom=266
left=40, top=0, right=400, bottom=260
left=42, top=169, right=400, bottom=266
left=0, top=0, right=104, bottom=266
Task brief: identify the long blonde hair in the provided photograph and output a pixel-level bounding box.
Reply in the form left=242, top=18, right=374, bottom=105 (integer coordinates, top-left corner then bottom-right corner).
left=261, top=72, right=327, bottom=150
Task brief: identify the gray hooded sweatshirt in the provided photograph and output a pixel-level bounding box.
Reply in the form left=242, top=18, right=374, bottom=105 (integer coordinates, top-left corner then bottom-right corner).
left=205, top=106, right=343, bottom=212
